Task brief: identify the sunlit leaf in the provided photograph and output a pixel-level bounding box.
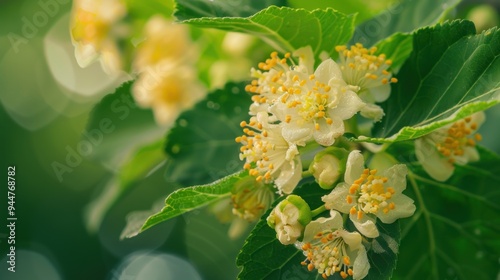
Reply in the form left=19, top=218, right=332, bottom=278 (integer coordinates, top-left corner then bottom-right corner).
left=351, top=0, right=460, bottom=47
left=174, top=0, right=287, bottom=20
left=179, top=6, right=355, bottom=61
left=354, top=21, right=500, bottom=143
left=138, top=171, right=247, bottom=234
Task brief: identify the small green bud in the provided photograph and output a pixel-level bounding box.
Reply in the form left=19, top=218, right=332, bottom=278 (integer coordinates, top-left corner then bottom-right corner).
left=309, top=147, right=348, bottom=189
left=267, top=195, right=312, bottom=245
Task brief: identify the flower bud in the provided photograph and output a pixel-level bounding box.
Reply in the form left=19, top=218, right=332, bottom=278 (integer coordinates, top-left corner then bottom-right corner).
left=267, top=195, right=312, bottom=245
left=309, top=147, right=348, bottom=189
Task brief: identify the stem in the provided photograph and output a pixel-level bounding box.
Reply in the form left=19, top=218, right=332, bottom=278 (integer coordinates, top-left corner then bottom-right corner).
left=301, top=170, right=313, bottom=177
left=311, top=205, right=326, bottom=217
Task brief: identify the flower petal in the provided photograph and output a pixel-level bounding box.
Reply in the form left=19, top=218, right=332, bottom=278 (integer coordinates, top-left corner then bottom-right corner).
left=353, top=246, right=370, bottom=280
left=349, top=212, right=379, bottom=238
left=344, top=150, right=365, bottom=185
left=314, top=59, right=343, bottom=84
left=339, top=229, right=362, bottom=250
left=383, top=164, right=408, bottom=194
left=313, top=118, right=344, bottom=146
left=378, top=195, right=416, bottom=223
left=330, top=89, right=365, bottom=120
left=360, top=103, right=385, bottom=122
left=322, top=183, right=353, bottom=213
left=368, top=83, right=391, bottom=103
left=275, top=158, right=302, bottom=194
left=415, top=137, right=454, bottom=181
left=281, top=124, right=311, bottom=146
left=302, top=210, right=343, bottom=242
left=293, top=46, right=315, bottom=73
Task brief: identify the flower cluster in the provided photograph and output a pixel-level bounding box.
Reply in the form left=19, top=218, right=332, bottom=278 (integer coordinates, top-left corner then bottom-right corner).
left=237, top=46, right=421, bottom=279
left=70, top=2, right=206, bottom=127
left=238, top=45, right=396, bottom=196
left=266, top=150, right=416, bottom=279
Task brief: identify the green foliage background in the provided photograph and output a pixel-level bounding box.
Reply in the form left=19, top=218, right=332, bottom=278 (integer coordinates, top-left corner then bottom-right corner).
left=0, top=0, right=499, bottom=279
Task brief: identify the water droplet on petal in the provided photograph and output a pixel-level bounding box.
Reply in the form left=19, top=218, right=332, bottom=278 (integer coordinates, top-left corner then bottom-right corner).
left=179, top=119, right=188, bottom=127
left=171, top=144, right=180, bottom=154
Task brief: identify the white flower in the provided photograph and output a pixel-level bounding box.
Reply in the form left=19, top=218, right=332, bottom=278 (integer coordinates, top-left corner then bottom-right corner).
left=231, top=176, right=275, bottom=222
left=323, top=151, right=416, bottom=238
left=246, top=47, right=364, bottom=146
left=415, top=112, right=485, bottom=181
left=267, top=195, right=311, bottom=245
left=335, top=43, right=397, bottom=121
left=236, top=112, right=302, bottom=194
left=132, top=61, right=205, bottom=126
left=269, top=58, right=365, bottom=146
left=70, top=0, right=127, bottom=74
left=297, top=210, right=370, bottom=280
left=133, top=16, right=195, bottom=72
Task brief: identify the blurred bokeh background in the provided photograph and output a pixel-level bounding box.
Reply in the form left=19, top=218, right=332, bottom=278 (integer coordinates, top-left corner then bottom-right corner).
left=0, top=0, right=499, bottom=279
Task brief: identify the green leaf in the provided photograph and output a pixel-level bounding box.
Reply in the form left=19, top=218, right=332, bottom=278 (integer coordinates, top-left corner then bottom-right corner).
left=236, top=183, right=329, bottom=280
left=351, top=0, right=460, bottom=47
left=373, top=33, right=413, bottom=72
left=174, top=0, right=287, bottom=20
left=288, top=0, right=396, bottom=24
left=356, top=21, right=500, bottom=143
left=83, top=81, right=163, bottom=167
left=179, top=6, right=356, bottom=61
left=138, top=171, right=247, bottom=234
left=364, top=222, right=400, bottom=280
left=387, top=143, right=500, bottom=279
left=84, top=139, right=166, bottom=233
left=163, top=82, right=251, bottom=186
left=126, top=0, right=175, bottom=19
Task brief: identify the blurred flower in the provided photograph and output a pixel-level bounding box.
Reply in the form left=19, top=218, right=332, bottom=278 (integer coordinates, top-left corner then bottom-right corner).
left=297, top=210, right=369, bottom=280
left=247, top=47, right=365, bottom=146
left=236, top=112, right=302, bottom=195
left=323, top=150, right=415, bottom=238
left=208, top=32, right=254, bottom=88
left=70, top=0, right=127, bottom=74
left=267, top=195, right=311, bottom=245
left=131, top=15, right=206, bottom=126
left=133, top=16, right=195, bottom=72
left=335, top=43, right=397, bottom=121
left=132, top=62, right=205, bottom=126
left=415, top=112, right=485, bottom=181
left=208, top=197, right=250, bottom=239
left=231, top=176, right=275, bottom=222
